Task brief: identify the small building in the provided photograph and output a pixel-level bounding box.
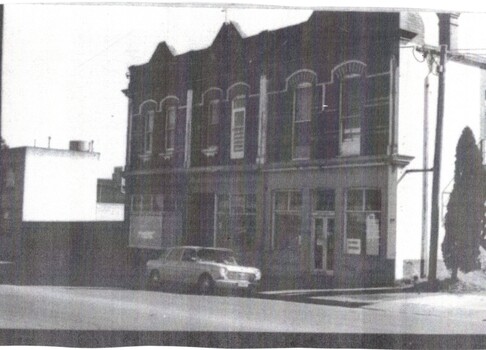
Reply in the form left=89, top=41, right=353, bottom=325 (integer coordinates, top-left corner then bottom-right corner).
left=1, top=143, right=101, bottom=225
left=122, top=11, right=486, bottom=287
left=96, top=166, right=125, bottom=221
left=0, top=142, right=125, bottom=264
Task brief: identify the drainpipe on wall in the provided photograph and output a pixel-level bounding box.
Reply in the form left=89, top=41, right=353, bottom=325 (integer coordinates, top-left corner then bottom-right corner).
left=389, top=55, right=399, bottom=156
left=257, top=75, right=268, bottom=165
left=184, top=89, right=193, bottom=169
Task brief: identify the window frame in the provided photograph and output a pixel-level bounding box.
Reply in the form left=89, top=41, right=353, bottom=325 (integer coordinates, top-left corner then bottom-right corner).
left=339, top=75, right=364, bottom=156
left=312, top=189, right=336, bottom=213
left=207, top=99, right=220, bottom=148
left=230, top=95, right=246, bottom=159
left=272, top=190, right=303, bottom=250
left=130, top=194, right=178, bottom=214
left=143, top=110, right=155, bottom=154
left=215, top=193, right=257, bottom=251
left=165, top=106, right=177, bottom=152
left=344, top=188, right=381, bottom=256
left=292, top=82, right=313, bottom=160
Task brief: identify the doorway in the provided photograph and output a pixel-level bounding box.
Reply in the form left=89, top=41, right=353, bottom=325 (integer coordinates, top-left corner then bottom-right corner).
left=187, top=194, right=215, bottom=247
left=312, top=216, right=335, bottom=273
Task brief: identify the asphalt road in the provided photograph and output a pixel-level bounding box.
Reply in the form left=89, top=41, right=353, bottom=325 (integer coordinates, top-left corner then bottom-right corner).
left=1, top=285, right=486, bottom=334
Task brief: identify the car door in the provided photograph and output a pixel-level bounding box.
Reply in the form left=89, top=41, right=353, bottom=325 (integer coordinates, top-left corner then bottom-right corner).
left=179, top=248, right=199, bottom=285
left=162, top=248, right=183, bottom=283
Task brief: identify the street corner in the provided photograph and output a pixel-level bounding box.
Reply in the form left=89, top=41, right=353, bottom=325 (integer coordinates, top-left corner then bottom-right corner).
left=256, top=285, right=418, bottom=308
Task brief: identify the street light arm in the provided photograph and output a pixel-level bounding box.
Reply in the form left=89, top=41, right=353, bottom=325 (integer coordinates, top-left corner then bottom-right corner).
left=398, top=168, right=434, bottom=184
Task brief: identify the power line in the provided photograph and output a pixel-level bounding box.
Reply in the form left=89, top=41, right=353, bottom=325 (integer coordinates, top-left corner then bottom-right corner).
left=78, top=29, right=136, bottom=69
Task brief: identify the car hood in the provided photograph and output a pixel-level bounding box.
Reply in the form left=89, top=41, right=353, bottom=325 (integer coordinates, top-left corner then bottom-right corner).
left=199, top=261, right=260, bottom=274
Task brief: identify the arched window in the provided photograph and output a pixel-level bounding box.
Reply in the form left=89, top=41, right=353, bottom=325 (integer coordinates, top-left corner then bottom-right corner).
left=207, top=99, right=220, bottom=148
left=165, top=106, right=177, bottom=152
left=143, top=110, right=155, bottom=154
left=160, top=96, right=179, bottom=157
left=340, top=76, right=364, bottom=156
left=332, top=61, right=367, bottom=156
left=201, top=88, right=223, bottom=157
left=287, top=70, right=317, bottom=161
left=293, top=82, right=313, bottom=160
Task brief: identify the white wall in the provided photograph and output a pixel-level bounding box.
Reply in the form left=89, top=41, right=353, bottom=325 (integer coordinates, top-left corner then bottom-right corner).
left=22, top=147, right=101, bottom=221
left=439, top=61, right=481, bottom=249
left=396, top=47, right=436, bottom=279
left=396, top=46, right=483, bottom=279
left=95, top=203, right=125, bottom=221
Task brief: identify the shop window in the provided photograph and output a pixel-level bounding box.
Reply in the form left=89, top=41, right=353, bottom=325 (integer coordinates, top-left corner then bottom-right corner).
left=293, top=82, right=313, bottom=160
left=340, top=77, right=364, bottom=156
left=273, top=191, right=302, bottom=249
left=231, top=96, right=246, bottom=159
left=345, top=189, right=381, bottom=256
left=143, top=110, right=155, bottom=154
left=165, top=106, right=177, bottom=152
left=131, top=194, right=178, bottom=213
left=216, top=194, right=256, bottom=251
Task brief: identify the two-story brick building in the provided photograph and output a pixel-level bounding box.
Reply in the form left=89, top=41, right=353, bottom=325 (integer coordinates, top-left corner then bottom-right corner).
left=123, top=11, right=417, bottom=287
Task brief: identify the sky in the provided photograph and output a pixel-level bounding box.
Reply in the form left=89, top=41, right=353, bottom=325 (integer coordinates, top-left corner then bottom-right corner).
left=3, top=1, right=486, bottom=178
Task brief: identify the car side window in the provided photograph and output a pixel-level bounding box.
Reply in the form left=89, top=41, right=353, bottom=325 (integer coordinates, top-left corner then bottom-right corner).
left=166, top=248, right=182, bottom=261
left=181, top=249, right=196, bottom=262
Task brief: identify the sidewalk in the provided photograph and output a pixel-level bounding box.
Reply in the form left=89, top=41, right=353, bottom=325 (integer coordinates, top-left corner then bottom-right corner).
left=259, top=284, right=413, bottom=296
left=363, top=292, right=486, bottom=323
left=258, top=280, right=486, bottom=323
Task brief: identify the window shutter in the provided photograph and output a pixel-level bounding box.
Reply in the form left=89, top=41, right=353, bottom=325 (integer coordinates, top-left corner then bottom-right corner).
left=231, top=97, right=246, bottom=159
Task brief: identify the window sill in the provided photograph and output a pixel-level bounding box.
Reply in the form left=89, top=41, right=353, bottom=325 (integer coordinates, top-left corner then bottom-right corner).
left=159, top=149, right=174, bottom=160
left=138, top=153, right=152, bottom=161
left=202, top=146, right=218, bottom=157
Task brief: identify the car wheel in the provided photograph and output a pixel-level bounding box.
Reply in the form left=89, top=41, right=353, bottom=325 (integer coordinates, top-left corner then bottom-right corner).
left=197, top=274, right=214, bottom=295
left=147, top=270, right=161, bottom=290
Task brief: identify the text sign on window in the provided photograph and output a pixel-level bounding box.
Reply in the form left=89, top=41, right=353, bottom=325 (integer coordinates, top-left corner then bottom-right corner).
left=366, top=214, right=380, bottom=255
left=346, top=238, right=361, bottom=255
left=138, top=231, right=155, bottom=240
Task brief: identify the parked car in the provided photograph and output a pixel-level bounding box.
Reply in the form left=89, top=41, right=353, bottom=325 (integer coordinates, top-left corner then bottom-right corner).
left=146, top=246, right=261, bottom=294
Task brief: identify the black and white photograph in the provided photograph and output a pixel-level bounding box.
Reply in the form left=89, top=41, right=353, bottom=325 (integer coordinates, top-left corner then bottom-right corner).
left=2, top=0, right=486, bottom=348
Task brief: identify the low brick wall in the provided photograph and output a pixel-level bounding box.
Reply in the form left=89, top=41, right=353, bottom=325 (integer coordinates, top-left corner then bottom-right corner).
left=15, top=222, right=132, bottom=287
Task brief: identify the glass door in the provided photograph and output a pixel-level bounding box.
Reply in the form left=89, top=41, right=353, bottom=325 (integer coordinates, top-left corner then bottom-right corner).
left=313, top=216, right=335, bottom=273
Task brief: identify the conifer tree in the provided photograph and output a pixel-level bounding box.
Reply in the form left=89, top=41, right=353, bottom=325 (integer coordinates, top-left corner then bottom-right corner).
left=442, top=127, right=483, bottom=281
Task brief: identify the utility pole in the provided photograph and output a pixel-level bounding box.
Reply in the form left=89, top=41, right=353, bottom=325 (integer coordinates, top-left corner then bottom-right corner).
left=421, top=57, right=432, bottom=278
left=428, top=43, right=447, bottom=285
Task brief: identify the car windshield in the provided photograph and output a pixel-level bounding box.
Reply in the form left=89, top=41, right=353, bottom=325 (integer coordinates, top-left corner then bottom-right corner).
left=197, top=249, right=238, bottom=265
